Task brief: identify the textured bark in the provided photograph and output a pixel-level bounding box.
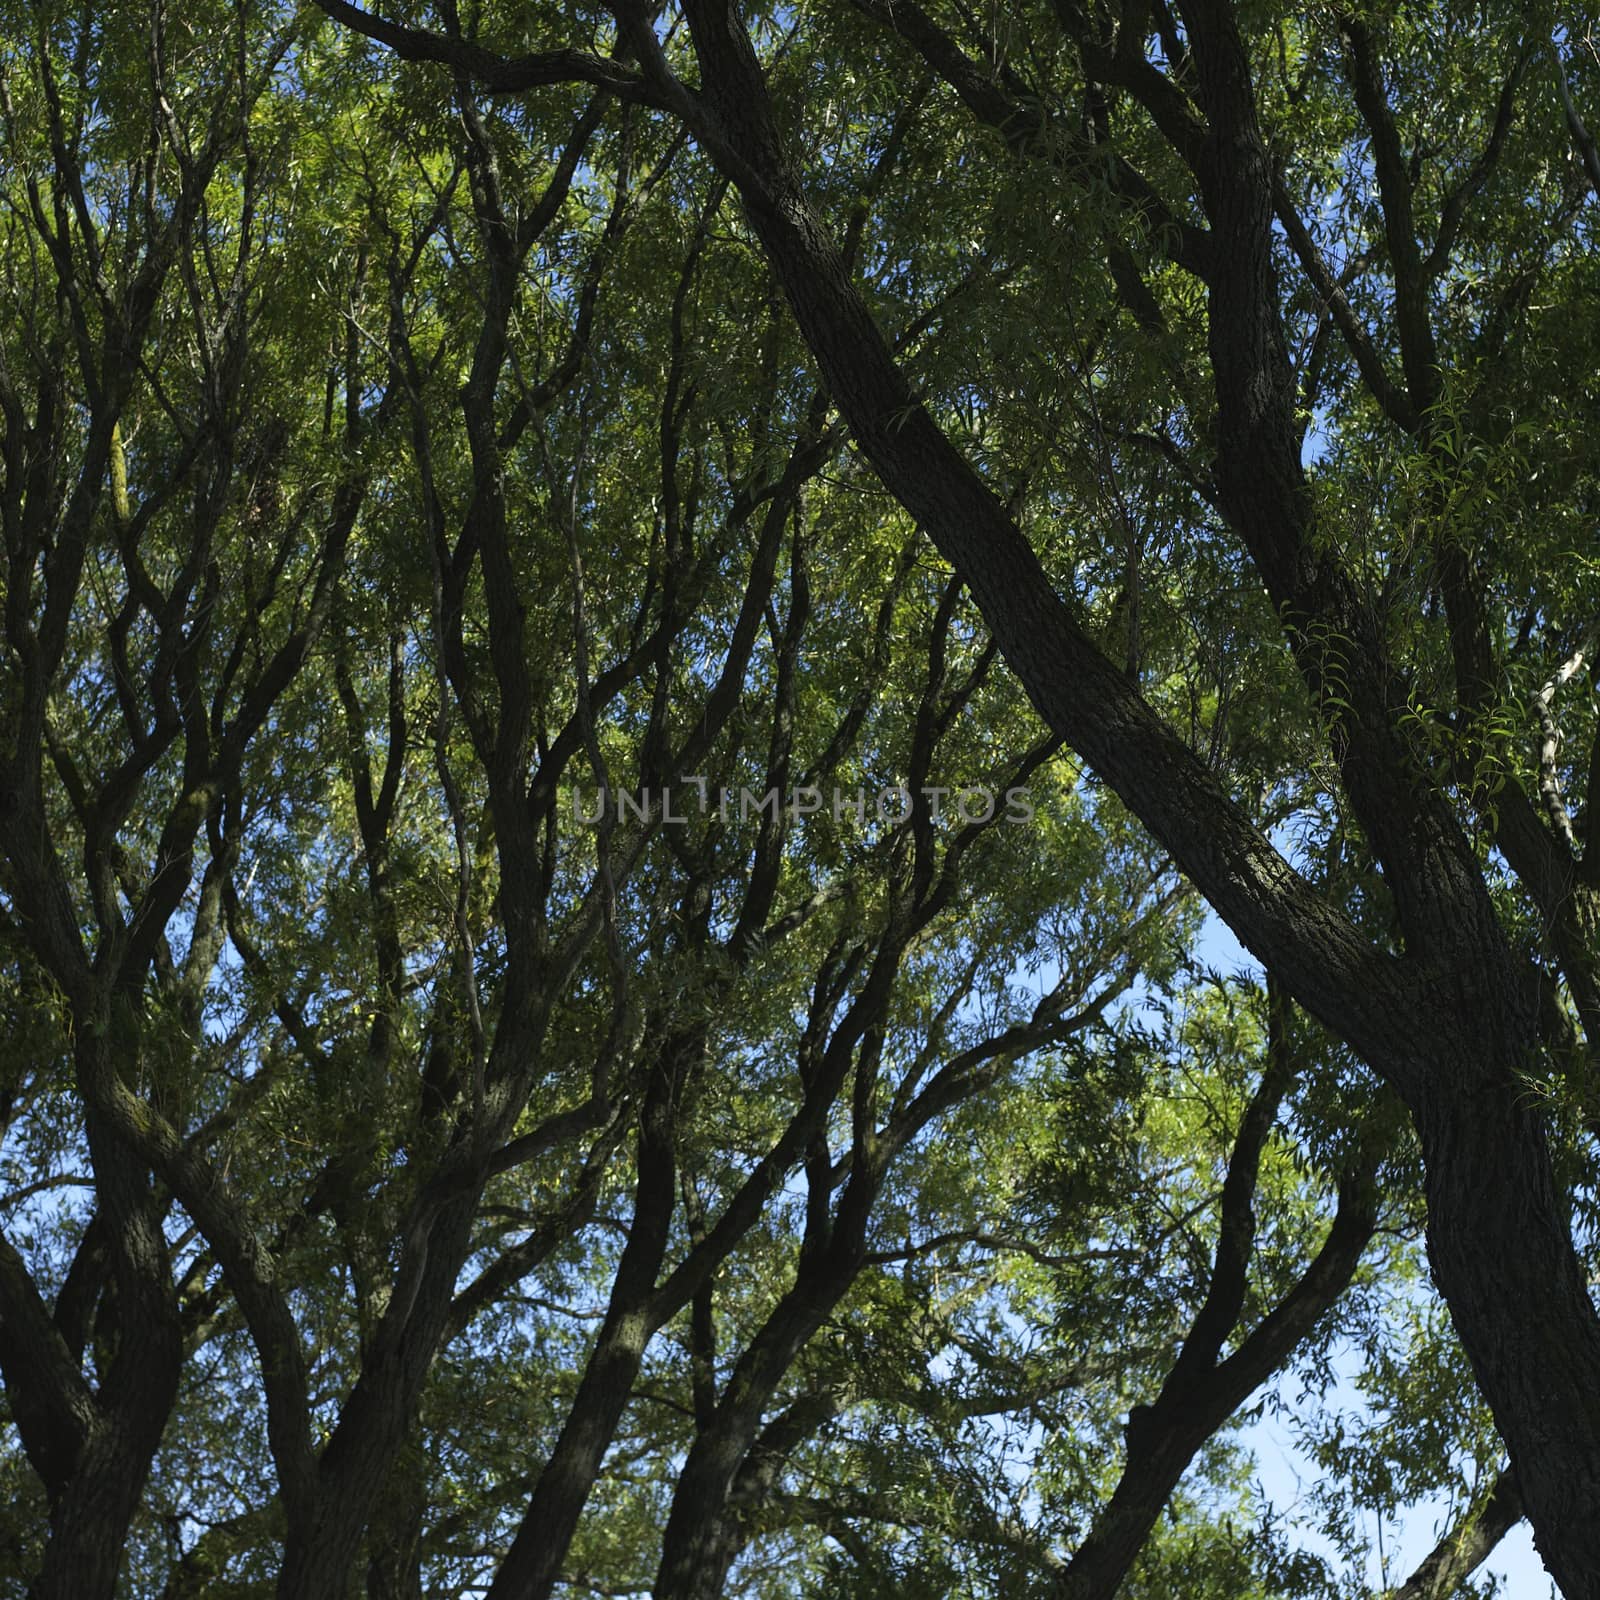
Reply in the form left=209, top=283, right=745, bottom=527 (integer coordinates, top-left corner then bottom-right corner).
left=364, top=1449, right=428, bottom=1600
left=1413, top=1070, right=1600, bottom=1593
left=26, top=1087, right=184, bottom=1600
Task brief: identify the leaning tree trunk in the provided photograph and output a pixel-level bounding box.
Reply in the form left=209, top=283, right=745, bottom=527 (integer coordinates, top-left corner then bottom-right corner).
left=1412, top=1039, right=1600, bottom=1594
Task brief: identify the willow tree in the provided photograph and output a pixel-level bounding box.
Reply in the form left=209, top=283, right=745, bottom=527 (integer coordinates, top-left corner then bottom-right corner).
left=306, top=0, right=1600, bottom=1593
left=0, top=0, right=1586, bottom=1596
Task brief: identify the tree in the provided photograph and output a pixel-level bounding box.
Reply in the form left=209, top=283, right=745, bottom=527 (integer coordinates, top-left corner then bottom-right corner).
left=312, top=0, right=1600, bottom=1587
left=0, top=0, right=1592, bottom=1595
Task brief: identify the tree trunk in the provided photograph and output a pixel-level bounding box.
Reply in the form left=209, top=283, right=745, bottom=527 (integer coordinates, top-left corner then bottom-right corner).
left=1414, top=1055, right=1600, bottom=1596
left=29, top=1097, right=184, bottom=1600
left=30, top=1424, right=175, bottom=1600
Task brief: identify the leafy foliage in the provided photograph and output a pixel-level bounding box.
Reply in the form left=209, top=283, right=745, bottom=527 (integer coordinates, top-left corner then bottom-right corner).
left=2, top=0, right=1597, bottom=1597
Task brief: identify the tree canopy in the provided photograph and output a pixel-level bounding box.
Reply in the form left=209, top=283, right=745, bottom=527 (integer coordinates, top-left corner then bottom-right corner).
left=1, top=0, right=1598, bottom=1595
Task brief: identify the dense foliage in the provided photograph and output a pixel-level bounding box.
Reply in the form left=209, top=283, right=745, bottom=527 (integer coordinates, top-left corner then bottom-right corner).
left=1, top=0, right=1597, bottom=1595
